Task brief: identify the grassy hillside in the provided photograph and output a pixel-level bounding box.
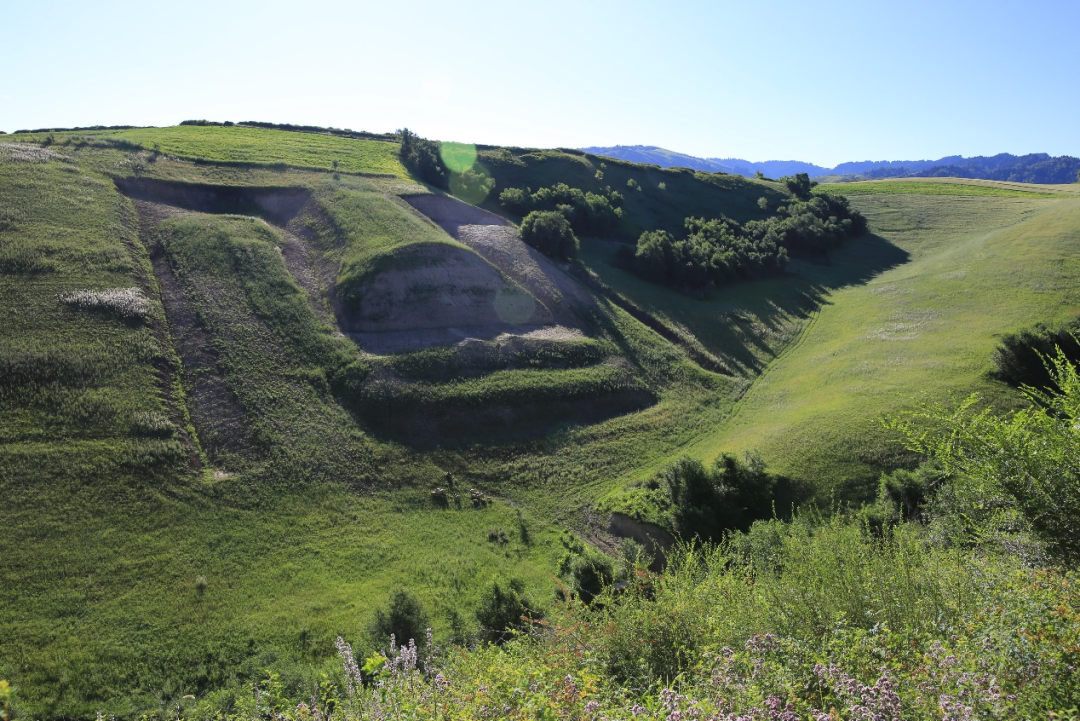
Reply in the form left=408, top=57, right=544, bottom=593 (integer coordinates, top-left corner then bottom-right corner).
left=0, top=143, right=573, bottom=714
left=594, top=183, right=1080, bottom=500
left=0, top=133, right=745, bottom=715
left=821, top=177, right=1072, bottom=197
left=476, top=146, right=787, bottom=237
left=7, top=125, right=408, bottom=176
left=3, top=128, right=1080, bottom=716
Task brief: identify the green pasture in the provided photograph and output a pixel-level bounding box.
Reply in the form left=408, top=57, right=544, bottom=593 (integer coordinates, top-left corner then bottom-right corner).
left=820, top=178, right=1066, bottom=197
left=5, top=129, right=1080, bottom=716
left=11, top=125, right=408, bottom=177
left=683, top=193, right=1080, bottom=498
left=0, top=140, right=739, bottom=715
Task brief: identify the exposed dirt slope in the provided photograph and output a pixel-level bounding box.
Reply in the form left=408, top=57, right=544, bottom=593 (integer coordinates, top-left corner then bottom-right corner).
left=404, top=194, right=596, bottom=329
left=130, top=199, right=256, bottom=467
left=339, top=242, right=554, bottom=334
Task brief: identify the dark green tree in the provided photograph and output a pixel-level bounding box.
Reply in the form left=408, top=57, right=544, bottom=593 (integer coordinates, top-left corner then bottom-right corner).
left=370, top=588, right=430, bottom=649
left=520, top=210, right=578, bottom=260
left=475, top=578, right=542, bottom=645
left=398, top=128, right=448, bottom=189
left=783, top=173, right=813, bottom=200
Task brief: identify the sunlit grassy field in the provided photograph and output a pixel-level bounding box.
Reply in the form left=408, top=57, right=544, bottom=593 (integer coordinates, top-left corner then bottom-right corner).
left=821, top=178, right=1066, bottom=197
left=3, top=129, right=1079, bottom=716
left=0, top=136, right=740, bottom=715
left=686, top=192, right=1080, bottom=497
left=10, top=125, right=408, bottom=177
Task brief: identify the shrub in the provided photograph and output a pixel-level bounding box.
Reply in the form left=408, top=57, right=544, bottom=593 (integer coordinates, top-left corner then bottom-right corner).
left=888, top=347, right=1080, bottom=562
left=475, top=578, right=543, bottom=644
left=520, top=210, right=578, bottom=260
left=992, top=318, right=1080, bottom=390
left=660, top=454, right=794, bottom=542
left=500, top=183, right=624, bottom=237
left=557, top=534, right=616, bottom=604
left=782, top=172, right=812, bottom=199
left=498, top=187, right=532, bottom=215
left=370, top=588, right=430, bottom=650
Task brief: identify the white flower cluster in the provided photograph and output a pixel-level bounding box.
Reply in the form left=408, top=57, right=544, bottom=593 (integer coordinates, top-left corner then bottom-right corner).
left=0, top=142, right=66, bottom=163
left=60, top=287, right=150, bottom=319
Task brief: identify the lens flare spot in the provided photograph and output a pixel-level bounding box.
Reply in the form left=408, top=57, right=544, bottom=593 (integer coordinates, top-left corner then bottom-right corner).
left=440, top=142, right=478, bottom=175
left=449, top=161, right=495, bottom=205
left=494, top=285, right=536, bottom=325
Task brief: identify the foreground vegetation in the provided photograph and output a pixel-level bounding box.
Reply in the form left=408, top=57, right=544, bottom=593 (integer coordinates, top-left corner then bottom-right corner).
left=15, top=355, right=1080, bottom=718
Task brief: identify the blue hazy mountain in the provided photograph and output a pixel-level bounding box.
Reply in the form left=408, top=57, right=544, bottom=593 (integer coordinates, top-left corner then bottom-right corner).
left=580, top=146, right=1080, bottom=184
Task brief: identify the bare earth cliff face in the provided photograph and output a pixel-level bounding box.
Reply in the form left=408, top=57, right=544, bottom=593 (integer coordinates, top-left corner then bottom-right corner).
left=115, top=178, right=652, bottom=447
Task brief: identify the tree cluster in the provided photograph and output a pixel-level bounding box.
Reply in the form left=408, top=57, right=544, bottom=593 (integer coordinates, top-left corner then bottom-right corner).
left=627, top=191, right=865, bottom=292
left=398, top=128, right=448, bottom=189
left=629, top=217, right=787, bottom=291
left=500, top=183, right=624, bottom=236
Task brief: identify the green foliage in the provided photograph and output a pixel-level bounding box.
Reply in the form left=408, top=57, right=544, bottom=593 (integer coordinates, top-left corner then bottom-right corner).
left=0, top=680, right=14, bottom=721
left=248, top=516, right=1080, bottom=719
left=744, top=192, right=867, bottom=256
left=888, top=348, right=1080, bottom=561
left=370, top=589, right=430, bottom=650
left=857, top=463, right=943, bottom=535
left=629, top=215, right=790, bottom=292
left=993, top=318, right=1080, bottom=390
left=474, top=578, right=543, bottom=645
left=624, top=192, right=864, bottom=293
left=397, top=128, right=447, bottom=188
left=557, top=535, right=616, bottom=604
left=652, top=454, right=796, bottom=541
left=500, top=182, right=624, bottom=237
left=519, top=210, right=578, bottom=260
left=782, top=172, right=812, bottom=200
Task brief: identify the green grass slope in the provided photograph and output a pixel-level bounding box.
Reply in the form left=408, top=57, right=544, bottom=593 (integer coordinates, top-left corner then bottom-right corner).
left=4, top=127, right=1078, bottom=716
left=0, top=135, right=746, bottom=716
left=821, top=177, right=1070, bottom=198
left=9, top=125, right=408, bottom=177
left=0, top=144, right=559, bottom=715
left=682, top=189, right=1080, bottom=498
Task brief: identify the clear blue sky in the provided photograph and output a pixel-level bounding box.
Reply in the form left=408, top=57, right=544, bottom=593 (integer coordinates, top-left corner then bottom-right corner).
left=2, top=0, right=1077, bottom=167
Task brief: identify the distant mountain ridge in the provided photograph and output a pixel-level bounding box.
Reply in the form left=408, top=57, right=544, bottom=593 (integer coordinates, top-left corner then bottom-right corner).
left=580, top=145, right=1080, bottom=184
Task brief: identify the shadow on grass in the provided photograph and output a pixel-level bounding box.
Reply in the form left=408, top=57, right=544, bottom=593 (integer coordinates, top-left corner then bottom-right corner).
left=580, top=232, right=910, bottom=375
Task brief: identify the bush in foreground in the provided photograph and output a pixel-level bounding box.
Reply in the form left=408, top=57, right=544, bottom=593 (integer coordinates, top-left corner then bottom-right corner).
left=219, top=518, right=1078, bottom=720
